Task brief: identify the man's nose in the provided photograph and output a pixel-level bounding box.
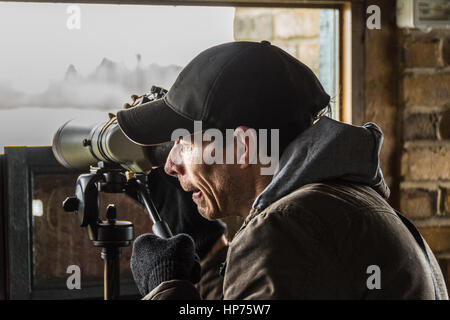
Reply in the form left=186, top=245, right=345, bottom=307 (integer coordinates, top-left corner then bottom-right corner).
left=164, top=144, right=184, bottom=177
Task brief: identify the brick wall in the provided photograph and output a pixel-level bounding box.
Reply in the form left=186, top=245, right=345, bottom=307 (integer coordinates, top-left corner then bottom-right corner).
left=398, top=28, right=450, bottom=289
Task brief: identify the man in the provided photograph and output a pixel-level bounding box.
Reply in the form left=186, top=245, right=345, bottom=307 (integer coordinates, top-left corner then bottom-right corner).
left=117, top=41, right=448, bottom=299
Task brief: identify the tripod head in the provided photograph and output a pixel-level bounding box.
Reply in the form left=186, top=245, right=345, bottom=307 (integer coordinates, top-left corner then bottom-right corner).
left=62, top=161, right=172, bottom=239
left=62, top=161, right=173, bottom=299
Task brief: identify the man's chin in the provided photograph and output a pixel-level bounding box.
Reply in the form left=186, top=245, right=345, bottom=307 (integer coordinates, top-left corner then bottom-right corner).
left=196, top=205, right=219, bottom=221
left=196, top=205, right=207, bottom=216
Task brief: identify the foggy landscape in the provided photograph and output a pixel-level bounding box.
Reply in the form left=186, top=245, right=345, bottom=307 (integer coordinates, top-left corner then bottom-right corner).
left=0, top=57, right=183, bottom=151
left=0, top=57, right=183, bottom=152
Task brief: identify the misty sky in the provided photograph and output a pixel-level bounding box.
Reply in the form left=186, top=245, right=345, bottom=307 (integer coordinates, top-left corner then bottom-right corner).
left=0, top=2, right=235, bottom=93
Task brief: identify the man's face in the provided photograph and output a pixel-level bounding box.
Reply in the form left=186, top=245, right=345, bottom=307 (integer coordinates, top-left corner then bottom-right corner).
left=164, top=133, right=240, bottom=220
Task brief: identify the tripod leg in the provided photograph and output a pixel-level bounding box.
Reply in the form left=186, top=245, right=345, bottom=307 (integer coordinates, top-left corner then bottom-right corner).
left=102, top=247, right=121, bottom=300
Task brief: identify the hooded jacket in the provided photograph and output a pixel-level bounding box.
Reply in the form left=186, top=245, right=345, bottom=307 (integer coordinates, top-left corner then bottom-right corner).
left=145, top=117, right=448, bottom=300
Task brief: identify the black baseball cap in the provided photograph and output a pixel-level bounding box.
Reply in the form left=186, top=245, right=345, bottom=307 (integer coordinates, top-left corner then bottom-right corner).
left=117, top=40, right=330, bottom=146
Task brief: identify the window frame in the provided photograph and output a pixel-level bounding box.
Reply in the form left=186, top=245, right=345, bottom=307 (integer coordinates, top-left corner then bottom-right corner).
left=0, top=154, right=6, bottom=300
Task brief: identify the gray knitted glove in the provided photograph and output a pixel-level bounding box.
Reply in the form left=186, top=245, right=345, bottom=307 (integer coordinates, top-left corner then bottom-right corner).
left=130, top=233, right=201, bottom=297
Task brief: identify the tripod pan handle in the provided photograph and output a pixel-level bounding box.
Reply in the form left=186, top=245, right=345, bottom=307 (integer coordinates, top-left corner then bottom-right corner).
left=152, top=220, right=173, bottom=239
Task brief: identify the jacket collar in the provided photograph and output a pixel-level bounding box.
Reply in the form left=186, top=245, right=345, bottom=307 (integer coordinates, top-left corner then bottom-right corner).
left=252, top=117, right=390, bottom=211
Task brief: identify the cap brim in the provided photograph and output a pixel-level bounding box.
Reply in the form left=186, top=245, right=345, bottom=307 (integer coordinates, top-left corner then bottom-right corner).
left=117, top=98, right=195, bottom=145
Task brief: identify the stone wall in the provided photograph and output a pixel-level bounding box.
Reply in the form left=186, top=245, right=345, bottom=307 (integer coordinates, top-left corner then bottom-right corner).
left=234, top=8, right=321, bottom=75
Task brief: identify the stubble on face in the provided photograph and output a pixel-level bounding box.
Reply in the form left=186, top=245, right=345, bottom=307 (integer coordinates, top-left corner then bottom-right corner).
left=179, top=161, right=235, bottom=220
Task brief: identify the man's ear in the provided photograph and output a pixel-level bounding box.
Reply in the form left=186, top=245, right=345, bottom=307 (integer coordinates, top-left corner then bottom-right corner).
left=234, top=126, right=257, bottom=169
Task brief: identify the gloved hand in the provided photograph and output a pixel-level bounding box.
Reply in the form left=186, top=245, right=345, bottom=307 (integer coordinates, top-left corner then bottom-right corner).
left=127, top=167, right=226, bottom=260
left=131, top=233, right=201, bottom=296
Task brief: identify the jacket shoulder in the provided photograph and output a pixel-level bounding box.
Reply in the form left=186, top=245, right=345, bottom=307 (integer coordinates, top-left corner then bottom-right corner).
left=264, top=181, right=393, bottom=215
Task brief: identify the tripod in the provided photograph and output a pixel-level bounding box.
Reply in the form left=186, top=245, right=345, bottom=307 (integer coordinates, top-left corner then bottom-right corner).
left=62, top=162, right=172, bottom=300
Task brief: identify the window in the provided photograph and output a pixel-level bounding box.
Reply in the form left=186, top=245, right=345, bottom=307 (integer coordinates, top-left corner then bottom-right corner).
left=0, top=2, right=343, bottom=154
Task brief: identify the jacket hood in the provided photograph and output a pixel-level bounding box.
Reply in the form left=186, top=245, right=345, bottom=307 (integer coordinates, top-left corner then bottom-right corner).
left=253, top=116, right=390, bottom=211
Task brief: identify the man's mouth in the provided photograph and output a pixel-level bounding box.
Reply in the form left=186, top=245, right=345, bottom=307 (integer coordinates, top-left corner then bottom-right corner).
left=192, top=189, right=202, bottom=200
left=180, top=181, right=203, bottom=201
